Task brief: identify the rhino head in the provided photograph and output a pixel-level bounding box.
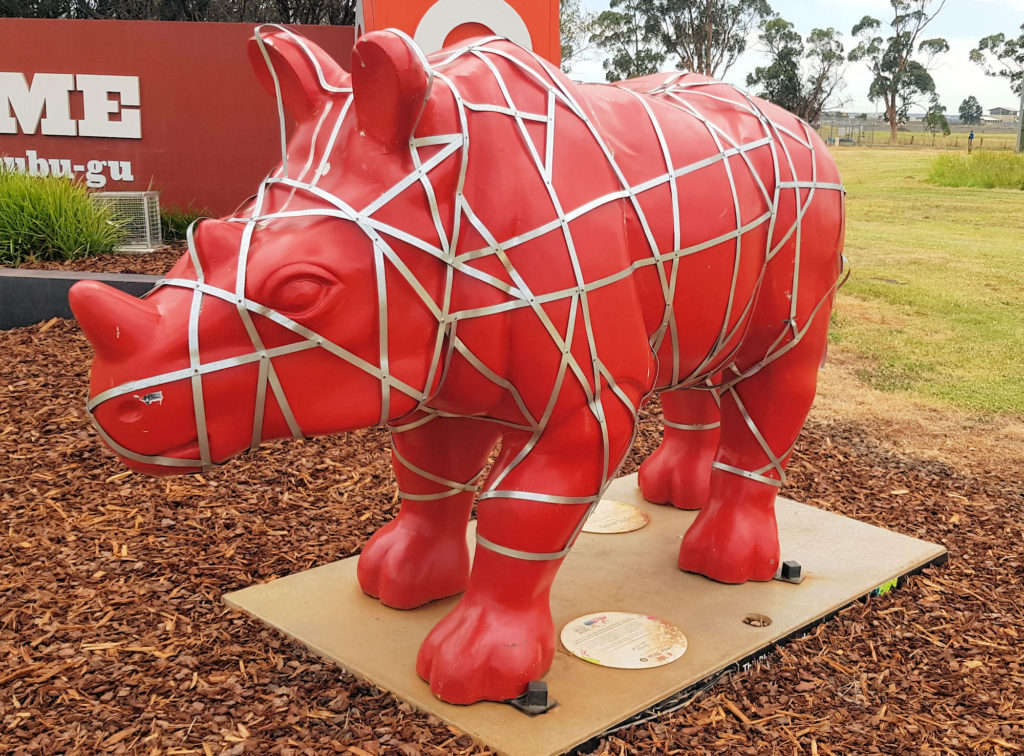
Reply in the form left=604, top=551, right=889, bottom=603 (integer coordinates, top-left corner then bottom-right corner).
left=70, top=28, right=463, bottom=475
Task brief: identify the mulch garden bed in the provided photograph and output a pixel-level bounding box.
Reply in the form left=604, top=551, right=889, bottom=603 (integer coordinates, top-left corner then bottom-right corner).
left=2, top=300, right=1022, bottom=753
left=14, top=247, right=186, bottom=277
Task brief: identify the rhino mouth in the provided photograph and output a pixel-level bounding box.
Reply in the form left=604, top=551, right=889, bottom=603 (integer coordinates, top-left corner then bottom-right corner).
left=114, top=440, right=206, bottom=477
left=160, top=440, right=202, bottom=461
left=91, top=414, right=207, bottom=473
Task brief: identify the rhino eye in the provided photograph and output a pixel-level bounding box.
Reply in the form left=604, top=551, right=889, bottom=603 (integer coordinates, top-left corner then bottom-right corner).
left=263, top=266, right=337, bottom=317
left=276, top=278, right=327, bottom=311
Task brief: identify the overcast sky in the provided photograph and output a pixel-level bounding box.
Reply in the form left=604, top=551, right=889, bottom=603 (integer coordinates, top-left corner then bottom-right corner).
left=571, top=0, right=1023, bottom=115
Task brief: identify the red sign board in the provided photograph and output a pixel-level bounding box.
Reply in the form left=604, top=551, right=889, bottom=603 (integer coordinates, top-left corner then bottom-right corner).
left=358, top=0, right=560, bottom=63
left=0, top=19, right=354, bottom=215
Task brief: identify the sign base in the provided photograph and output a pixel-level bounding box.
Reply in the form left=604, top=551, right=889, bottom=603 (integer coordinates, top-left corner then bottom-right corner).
left=225, top=473, right=946, bottom=756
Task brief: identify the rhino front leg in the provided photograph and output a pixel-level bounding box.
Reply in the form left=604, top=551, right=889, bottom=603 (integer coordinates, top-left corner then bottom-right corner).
left=416, top=399, right=638, bottom=704
left=357, top=414, right=500, bottom=609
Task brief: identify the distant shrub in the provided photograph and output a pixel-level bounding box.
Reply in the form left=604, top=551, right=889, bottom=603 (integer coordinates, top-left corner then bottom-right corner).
left=0, top=168, right=126, bottom=266
left=929, top=151, right=1024, bottom=190
left=160, top=204, right=211, bottom=241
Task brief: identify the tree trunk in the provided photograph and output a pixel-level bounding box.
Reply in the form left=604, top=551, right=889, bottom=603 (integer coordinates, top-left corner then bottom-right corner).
left=886, top=100, right=899, bottom=145
left=1016, top=87, right=1023, bottom=153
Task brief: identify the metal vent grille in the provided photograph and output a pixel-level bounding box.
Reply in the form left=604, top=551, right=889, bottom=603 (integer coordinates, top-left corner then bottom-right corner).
left=91, top=191, right=163, bottom=253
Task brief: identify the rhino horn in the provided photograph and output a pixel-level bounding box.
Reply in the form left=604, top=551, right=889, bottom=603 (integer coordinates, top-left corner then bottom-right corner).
left=248, top=28, right=351, bottom=120
left=352, top=29, right=433, bottom=148
left=69, top=280, right=162, bottom=361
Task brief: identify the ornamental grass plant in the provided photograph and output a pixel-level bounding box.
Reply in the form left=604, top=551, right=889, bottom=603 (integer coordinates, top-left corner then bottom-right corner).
left=0, top=168, right=126, bottom=266
left=928, top=150, right=1024, bottom=189
left=160, top=204, right=211, bottom=241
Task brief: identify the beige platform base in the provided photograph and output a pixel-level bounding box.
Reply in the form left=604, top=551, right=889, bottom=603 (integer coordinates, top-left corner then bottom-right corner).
left=225, top=474, right=946, bottom=756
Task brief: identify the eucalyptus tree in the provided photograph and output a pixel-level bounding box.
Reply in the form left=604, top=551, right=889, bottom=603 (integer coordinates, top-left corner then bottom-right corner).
left=848, top=0, right=949, bottom=145
left=590, top=0, right=665, bottom=82
left=971, top=24, right=1024, bottom=151
left=645, top=0, right=772, bottom=79
left=560, top=0, right=596, bottom=73
left=747, top=17, right=845, bottom=127
left=958, top=96, right=983, bottom=125
left=923, top=98, right=950, bottom=140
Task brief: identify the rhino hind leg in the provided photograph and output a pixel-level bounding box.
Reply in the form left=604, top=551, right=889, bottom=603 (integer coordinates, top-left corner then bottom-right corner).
left=638, top=382, right=722, bottom=510
left=357, top=415, right=501, bottom=609
left=679, top=313, right=831, bottom=584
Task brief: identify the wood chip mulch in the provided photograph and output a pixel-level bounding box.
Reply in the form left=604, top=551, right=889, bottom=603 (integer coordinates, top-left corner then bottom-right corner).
left=2, top=317, right=1022, bottom=756
left=14, top=247, right=186, bottom=276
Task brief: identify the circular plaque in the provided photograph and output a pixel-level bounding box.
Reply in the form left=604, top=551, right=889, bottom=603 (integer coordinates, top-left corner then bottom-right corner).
left=582, top=499, right=650, bottom=534
left=560, top=612, right=688, bottom=669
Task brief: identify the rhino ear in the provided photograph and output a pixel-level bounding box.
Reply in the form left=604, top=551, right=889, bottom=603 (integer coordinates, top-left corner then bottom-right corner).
left=351, top=29, right=433, bottom=148
left=248, top=27, right=351, bottom=119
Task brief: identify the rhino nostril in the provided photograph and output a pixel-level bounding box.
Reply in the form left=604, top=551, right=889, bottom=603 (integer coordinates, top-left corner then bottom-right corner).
left=114, top=398, right=146, bottom=424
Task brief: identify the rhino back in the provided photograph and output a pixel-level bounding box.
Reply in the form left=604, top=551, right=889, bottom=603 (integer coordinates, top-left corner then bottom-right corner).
left=568, top=73, right=842, bottom=388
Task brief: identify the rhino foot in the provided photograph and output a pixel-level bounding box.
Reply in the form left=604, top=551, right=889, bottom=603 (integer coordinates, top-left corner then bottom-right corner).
left=416, top=596, right=554, bottom=705
left=357, top=517, right=470, bottom=609
left=638, top=441, right=713, bottom=510
left=678, top=491, right=779, bottom=583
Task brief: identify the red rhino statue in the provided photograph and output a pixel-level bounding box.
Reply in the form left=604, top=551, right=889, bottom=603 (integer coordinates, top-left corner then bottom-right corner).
left=69, top=27, right=845, bottom=705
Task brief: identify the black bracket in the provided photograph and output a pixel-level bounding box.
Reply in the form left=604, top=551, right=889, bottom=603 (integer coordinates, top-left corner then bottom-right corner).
left=774, top=560, right=805, bottom=584
left=506, top=680, right=558, bottom=715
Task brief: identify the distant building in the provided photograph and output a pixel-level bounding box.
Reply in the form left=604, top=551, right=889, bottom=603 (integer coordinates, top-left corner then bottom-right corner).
left=987, top=107, right=1019, bottom=123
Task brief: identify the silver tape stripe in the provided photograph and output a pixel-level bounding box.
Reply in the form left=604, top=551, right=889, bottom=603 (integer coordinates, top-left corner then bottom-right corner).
left=463, top=101, right=549, bottom=121
left=254, top=24, right=352, bottom=95
left=412, top=134, right=452, bottom=256
left=398, top=489, right=470, bottom=501
left=726, top=384, right=787, bottom=485
left=371, top=233, right=391, bottom=425
left=387, top=28, right=436, bottom=138
left=391, top=444, right=482, bottom=493
left=477, top=490, right=597, bottom=505
left=251, top=29, right=291, bottom=176
left=712, top=461, right=782, bottom=488
left=186, top=251, right=211, bottom=468
left=236, top=182, right=304, bottom=442
left=87, top=338, right=318, bottom=411
left=663, top=420, right=721, bottom=431
left=388, top=411, right=441, bottom=434
left=290, top=100, right=333, bottom=191
left=250, top=355, right=270, bottom=450
left=450, top=337, right=540, bottom=429
left=543, top=89, right=556, bottom=181
left=311, top=97, right=354, bottom=188
left=475, top=533, right=572, bottom=562
left=779, top=180, right=844, bottom=192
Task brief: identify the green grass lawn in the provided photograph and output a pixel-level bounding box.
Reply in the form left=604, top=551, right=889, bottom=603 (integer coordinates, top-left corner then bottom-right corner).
left=829, top=148, right=1024, bottom=416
